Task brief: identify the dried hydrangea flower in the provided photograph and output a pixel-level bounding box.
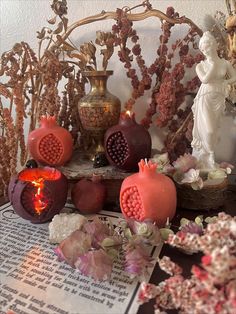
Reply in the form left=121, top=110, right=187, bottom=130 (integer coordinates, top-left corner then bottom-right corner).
left=54, top=229, right=92, bottom=267
left=181, top=168, right=204, bottom=190
left=75, top=249, right=113, bottom=281
left=173, top=153, right=197, bottom=173
left=124, top=244, right=153, bottom=279
left=151, top=153, right=172, bottom=173
left=82, top=217, right=113, bottom=248
left=181, top=221, right=203, bottom=235
left=126, top=219, right=161, bottom=246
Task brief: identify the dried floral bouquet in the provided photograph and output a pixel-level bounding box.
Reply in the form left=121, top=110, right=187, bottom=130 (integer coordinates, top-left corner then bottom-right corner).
left=51, top=211, right=236, bottom=314
left=53, top=217, right=162, bottom=281
left=139, top=212, right=236, bottom=314
left=0, top=0, right=203, bottom=196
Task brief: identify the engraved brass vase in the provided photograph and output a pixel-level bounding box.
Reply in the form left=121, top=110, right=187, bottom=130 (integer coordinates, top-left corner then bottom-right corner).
left=78, top=70, right=121, bottom=159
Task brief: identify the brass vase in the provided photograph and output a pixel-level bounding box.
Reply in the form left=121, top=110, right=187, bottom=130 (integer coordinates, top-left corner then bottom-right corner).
left=78, top=70, right=121, bottom=159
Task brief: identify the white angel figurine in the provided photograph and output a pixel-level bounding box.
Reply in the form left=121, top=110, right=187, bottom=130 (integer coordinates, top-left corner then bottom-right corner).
left=191, top=31, right=236, bottom=169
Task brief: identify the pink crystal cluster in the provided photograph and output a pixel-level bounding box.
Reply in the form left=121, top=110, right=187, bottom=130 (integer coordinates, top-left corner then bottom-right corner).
left=138, top=212, right=236, bottom=313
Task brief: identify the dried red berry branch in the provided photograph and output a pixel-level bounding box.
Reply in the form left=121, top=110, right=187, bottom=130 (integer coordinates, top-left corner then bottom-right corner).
left=0, top=0, right=203, bottom=195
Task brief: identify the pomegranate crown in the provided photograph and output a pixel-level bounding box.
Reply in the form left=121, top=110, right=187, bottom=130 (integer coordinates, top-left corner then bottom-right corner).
left=138, top=159, right=157, bottom=174
left=40, top=115, right=57, bottom=127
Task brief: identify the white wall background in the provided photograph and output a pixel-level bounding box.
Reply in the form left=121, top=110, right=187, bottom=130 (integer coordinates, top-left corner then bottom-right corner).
left=1, top=0, right=235, bottom=165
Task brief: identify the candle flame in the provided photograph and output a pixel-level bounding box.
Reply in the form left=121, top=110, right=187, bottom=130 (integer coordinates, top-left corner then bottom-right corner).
left=126, top=110, right=131, bottom=117
left=32, top=178, right=48, bottom=215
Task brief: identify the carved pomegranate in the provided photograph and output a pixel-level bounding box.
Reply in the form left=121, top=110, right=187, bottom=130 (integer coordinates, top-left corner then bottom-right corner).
left=71, top=175, right=107, bottom=214
left=120, top=160, right=176, bottom=227
left=8, top=167, right=68, bottom=223
left=104, top=112, right=151, bottom=171
left=28, top=115, right=73, bottom=166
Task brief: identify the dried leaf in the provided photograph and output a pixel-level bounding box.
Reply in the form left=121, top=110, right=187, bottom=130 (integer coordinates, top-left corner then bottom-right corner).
left=195, top=216, right=203, bottom=225
left=0, top=66, right=4, bottom=76
left=56, top=35, right=75, bottom=51
left=159, top=228, right=174, bottom=241
left=207, top=169, right=227, bottom=180
left=62, top=44, right=76, bottom=52
left=21, top=53, right=27, bottom=74
left=47, top=16, right=57, bottom=25
left=13, top=43, right=23, bottom=56
left=80, top=42, right=96, bottom=58
left=101, top=47, right=114, bottom=70
left=0, top=84, right=11, bottom=99
left=61, top=16, right=68, bottom=31
left=37, top=28, right=46, bottom=39
left=95, top=31, right=107, bottom=46
left=53, top=21, right=64, bottom=34
left=67, top=52, right=86, bottom=61
left=180, top=218, right=190, bottom=227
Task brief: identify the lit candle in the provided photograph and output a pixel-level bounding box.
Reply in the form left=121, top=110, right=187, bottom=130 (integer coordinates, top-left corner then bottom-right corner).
left=104, top=111, right=152, bottom=171
left=8, top=167, right=68, bottom=223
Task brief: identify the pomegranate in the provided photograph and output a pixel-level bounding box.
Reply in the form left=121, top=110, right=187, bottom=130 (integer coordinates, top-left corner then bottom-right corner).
left=120, top=159, right=176, bottom=227
left=71, top=175, right=107, bottom=214
left=8, top=167, right=68, bottom=223
left=104, top=112, right=151, bottom=171
left=28, top=115, right=73, bottom=166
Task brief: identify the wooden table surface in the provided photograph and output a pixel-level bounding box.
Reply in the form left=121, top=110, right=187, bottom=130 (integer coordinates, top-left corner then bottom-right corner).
left=1, top=185, right=235, bottom=314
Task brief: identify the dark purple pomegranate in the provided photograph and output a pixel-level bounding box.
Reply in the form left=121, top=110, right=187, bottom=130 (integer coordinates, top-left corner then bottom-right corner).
left=8, top=167, right=68, bottom=223
left=71, top=174, right=107, bottom=214
left=104, top=112, right=152, bottom=171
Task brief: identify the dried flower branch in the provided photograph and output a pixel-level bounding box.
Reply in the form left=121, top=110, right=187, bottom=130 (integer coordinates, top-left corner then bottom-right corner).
left=110, top=4, right=203, bottom=161
left=0, top=0, right=203, bottom=195
left=152, top=152, right=233, bottom=190
left=139, top=212, right=236, bottom=314
left=0, top=1, right=87, bottom=195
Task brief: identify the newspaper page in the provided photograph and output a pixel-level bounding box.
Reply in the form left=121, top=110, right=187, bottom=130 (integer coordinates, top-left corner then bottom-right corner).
left=0, top=202, right=162, bottom=314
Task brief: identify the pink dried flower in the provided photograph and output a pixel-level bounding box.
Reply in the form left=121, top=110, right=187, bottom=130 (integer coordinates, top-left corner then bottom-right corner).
left=82, top=217, right=113, bottom=248
left=53, top=246, right=65, bottom=262
left=75, top=249, right=113, bottom=281
left=181, top=168, right=204, bottom=190
left=181, top=221, right=203, bottom=235
left=173, top=153, right=197, bottom=172
left=167, top=231, right=200, bottom=254
left=125, top=245, right=153, bottom=278
left=158, top=256, right=182, bottom=276
left=126, top=219, right=161, bottom=246
left=166, top=7, right=175, bottom=17
left=219, top=161, right=234, bottom=170
left=138, top=283, right=159, bottom=304
left=192, top=265, right=208, bottom=281
left=140, top=213, right=236, bottom=313
left=201, top=255, right=212, bottom=266
left=55, top=229, right=92, bottom=267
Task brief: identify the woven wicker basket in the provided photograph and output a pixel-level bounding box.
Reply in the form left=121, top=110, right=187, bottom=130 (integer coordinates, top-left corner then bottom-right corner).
left=176, top=178, right=228, bottom=210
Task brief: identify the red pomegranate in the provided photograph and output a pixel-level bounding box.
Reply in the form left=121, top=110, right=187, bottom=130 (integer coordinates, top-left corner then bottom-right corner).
left=28, top=116, right=73, bottom=166
left=71, top=175, right=107, bottom=214
left=104, top=112, right=151, bottom=172
left=8, top=167, right=68, bottom=223
left=120, top=159, right=176, bottom=227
